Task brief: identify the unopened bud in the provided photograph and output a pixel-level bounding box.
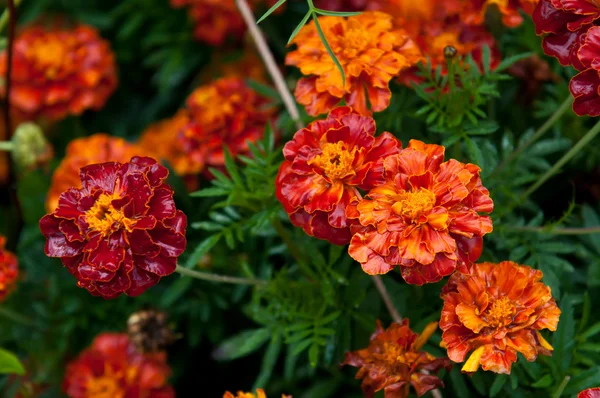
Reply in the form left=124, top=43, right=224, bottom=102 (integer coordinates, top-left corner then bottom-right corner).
left=444, top=45, right=458, bottom=60
left=127, top=309, right=177, bottom=353
left=12, top=122, right=53, bottom=170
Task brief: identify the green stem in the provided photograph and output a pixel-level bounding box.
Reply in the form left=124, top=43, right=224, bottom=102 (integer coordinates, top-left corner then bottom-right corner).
left=0, top=0, right=22, bottom=33
left=371, top=275, right=402, bottom=323
left=447, top=57, right=456, bottom=93
left=271, top=218, right=317, bottom=279
left=175, top=265, right=267, bottom=285
left=551, top=376, right=570, bottom=398
left=508, top=226, right=600, bottom=235
left=521, top=118, right=600, bottom=202
left=492, top=96, right=573, bottom=176
left=0, top=306, right=40, bottom=328
left=0, top=141, right=13, bottom=151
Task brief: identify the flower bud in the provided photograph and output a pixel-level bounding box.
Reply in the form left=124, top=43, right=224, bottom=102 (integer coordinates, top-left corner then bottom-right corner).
left=11, top=122, right=53, bottom=171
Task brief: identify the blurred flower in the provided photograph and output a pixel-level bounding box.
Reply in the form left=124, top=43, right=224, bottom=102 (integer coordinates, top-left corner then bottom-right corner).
left=462, top=0, right=540, bottom=28
left=180, top=77, right=275, bottom=176
left=286, top=11, right=422, bottom=116
left=508, top=54, right=558, bottom=104
left=63, top=333, right=174, bottom=398
left=579, top=388, right=600, bottom=398
left=440, top=261, right=561, bottom=374
left=341, top=320, right=452, bottom=398
left=223, top=389, right=291, bottom=398
left=46, top=134, right=141, bottom=213
left=0, top=236, right=18, bottom=302
left=200, top=46, right=268, bottom=84
left=312, top=0, right=369, bottom=11
left=347, top=140, right=493, bottom=284
left=275, top=107, right=401, bottom=245
left=0, top=23, right=117, bottom=121
left=40, top=157, right=187, bottom=299
left=11, top=122, right=53, bottom=171
left=127, top=309, right=176, bottom=354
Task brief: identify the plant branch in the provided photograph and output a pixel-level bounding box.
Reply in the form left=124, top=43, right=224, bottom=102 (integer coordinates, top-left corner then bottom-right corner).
left=0, top=140, right=13, bottom=151
left=4, top=0, right=16, bottom=139
left=551, top=376, right=570, bottom=398
left=372, top=275, right=402, bottom=323
left=0, top=306, right=41, bottom=329
left=175, top=265, right=267, bottom=285
left=270, top=218, right=318, bottom=279
left=235, top=0, right=303, bottom=130
left=509, top=226, right=600, bottom=235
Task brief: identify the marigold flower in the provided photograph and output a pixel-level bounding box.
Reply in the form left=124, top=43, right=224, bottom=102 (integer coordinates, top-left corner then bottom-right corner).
left=579, top=388, right=600, bottom=398
left=223, top=389, right=291, bottom=398
left=63, top=333, right=174, bottom=398
left=180, top=77, right=275, bottom=176
left=341, top=320, right=452, bottom=398
left=347, top=140, right=493, bottom=284
left=286, top=11, right=422, bottom=116
left=569, top=26, right=600, bottom=116
left=46, top=134, right=142, bottom=213
left=0, top=236, right=19, bottom=302
left=0, top=24, right=117, bottom=121
left=40, top=157, right=187, bottom=299
left=275, top=107, right=401, bottom=245
left=313, top=0, right=369, bottom=11
left=464, top=0, right=540, bottom=28
left=440, top=261, right=561, bottom=374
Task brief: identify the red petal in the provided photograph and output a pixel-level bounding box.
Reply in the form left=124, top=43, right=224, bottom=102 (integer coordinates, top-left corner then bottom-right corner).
left=134, top=253, right=177, bottom=276
left=126, top=266, right=161, bottom=296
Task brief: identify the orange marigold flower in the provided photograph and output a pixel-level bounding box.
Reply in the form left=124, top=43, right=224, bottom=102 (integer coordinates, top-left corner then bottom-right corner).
left=40, top=157, right=187, bottom=299
left=580, top=388, right=600, bottom=398
left=46, top=134, right=142, bottom=213
left=440, top=261, right=561, bottom=374
left=63, top=333, right=174, bottom=398
left=285, top=11, right=422, bottom=116
left=180, top=77, right=275, bottom=176
left=275, top=107, right=401, bottom=245
left=0, top=24, right=117, bottom=121
left=341, top=320, right=452, bottom=398
left=0, top=236, right=19, bottom=302
left=464, top=0, right=540, bottom=28
left=347, top=139, right=493, bottom=284
left=223, top=389, right=291, bottom=398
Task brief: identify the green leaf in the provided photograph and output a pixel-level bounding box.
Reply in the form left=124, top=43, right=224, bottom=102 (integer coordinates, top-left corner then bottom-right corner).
left=450, top=367, right=470, bottom=398
left=246, top=79, right=281, bottom=100
left=213, top=328, right=270, bottom=361
left=582, top=205, right=600, bottom=253
left=313, top=8, right=362, bottom=17
left=185, top=235, right=221, bottom=268
left=160, top=276, right=193, bottom=307
left=311, top=12, right=346, bottom=86
left=552, top=295, right=575, bottom=374
left=530, top=374, right=553, bottom=388
left=190, top=187, right=230, bottom=198
left=308, top=343, right=320, bottom=367
left=257, top=0, right=287, bottom=24
left=253, top=333, right=282, bottom=389
left=495, top=52, right=534, bottom=72
left=288, top=11, right=312, bottom=44
left=465, top=136, right=484, bottom=169
left=0, top=348, right=25, bottom=375
left=581, top=322, right=600, bottom=340
left=490, top=375, right=507, bottom=397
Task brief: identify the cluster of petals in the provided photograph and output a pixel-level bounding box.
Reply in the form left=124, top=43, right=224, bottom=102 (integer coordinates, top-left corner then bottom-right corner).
left=223, top=389, right=291, bottom=398
left=532, top=0, right=600, bottom=115
left=347, top=139, right=493, bottom=284
left=0, top=236, right=19, bottom=302
left=63, top=333, right=174, bottom=398
left=461, top=0, right=540, bottom=28
left=170, top=0, right=281, bottom=46
left=0, top=23, right=117, bottom=121
left=440, top=261, right=561, bottom=374
left=580, top=388, right=600, bottom=398
left=285, top=11, right=422, bottom=116
left=179, top=77, right=275, bottom=176
left=40, top=157, right=187, bottom=299
left=275, top=107, right=401, bottom=245
left=46, top=134, right=142, bottom=213
left=341, top=319, right=452, bottom=398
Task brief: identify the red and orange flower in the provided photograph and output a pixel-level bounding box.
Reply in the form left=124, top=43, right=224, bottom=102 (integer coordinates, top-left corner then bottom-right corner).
left=276, top=106, right=401, bottom=245
left=0, top=23, right=117, bottom=121
left=223, top=389, right=291, bottom=398
left=63, top=333, right=174, bottom=398
left=579, top=388, right=600, bottom=398
left=347, top=140, right=493, bottom=284
left=40, top=157, right=187, bottom=299
left=440, top=261, right=561, bottom=374
left=341, top=320, right=452, bottom=398
left=285, top=11, right=422, bottom=116
left=0, top=236, right=19, bottom=302
left=463, top=0, right=540, bottom=28
left=46, top=134, right=142, bottom=213
left=180, top=77, right=275, bottom=176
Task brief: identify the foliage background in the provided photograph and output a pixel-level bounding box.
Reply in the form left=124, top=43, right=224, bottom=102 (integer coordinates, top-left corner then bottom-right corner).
left=0, top=0, right=600, bottom=397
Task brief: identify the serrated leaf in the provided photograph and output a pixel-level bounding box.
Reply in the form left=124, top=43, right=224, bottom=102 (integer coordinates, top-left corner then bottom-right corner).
left=490, top=375, right=507, bottom=397
left=185, top=234, right=221, bottom=268
left=552, top=295, right=575, bottom=374
left=530, top=374, right=553, bottom=388
left=213, top=328, right=270, bottom=361
left=0, top=348, right=25, bottom=375
left=190, top=187, right=230, bottom=198
left=246, top=79, right=280, bottom=100
left=253, top=333, right=282, bottom=389
left=257, top=0, right=287, bottom=23
left=288, top=11, right=312, bottom=44
left=465, top=136, right=484, bottom=169
left=308, top=343, right=320, bottom=367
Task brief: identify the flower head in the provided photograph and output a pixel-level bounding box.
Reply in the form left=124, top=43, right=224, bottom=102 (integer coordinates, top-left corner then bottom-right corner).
left=276, top=107, right=401, bottom=245
left=40, top=157, right=187, bottom=299
left=347, top=140, right=493, bottom=284
left=127, top=309, right=176, bottom=354
left=63, top=333, right=174, bottom=398
left=0, top=24, right=117, bottom=121
left=579, top=388, right=600, bottom=398
left=440, top=261, right=561, bottom=374
left=341, top=320, right=452, bottom=398
left=464, top=0, right=540, bottom=28
left=0, top=236, right=19, bottom=302
left=46, top=134, right=142, bottom=213
left=286, top=11, right=422, bottom=116
left=180, top=77, right=275, bottom=176
left=223, top=389, right=291, bottom=398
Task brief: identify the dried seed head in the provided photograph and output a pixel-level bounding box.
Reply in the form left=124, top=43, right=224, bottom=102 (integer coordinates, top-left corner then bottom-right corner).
left=127, top=309, right=176, bottom=353
left=444, top=45, right=458, bottom=60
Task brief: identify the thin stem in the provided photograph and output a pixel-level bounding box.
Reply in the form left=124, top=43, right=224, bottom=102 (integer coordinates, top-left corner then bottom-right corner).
left=372, top=275, right=402, bottom=323
left=551, top=376, right=570, bottom=398
left=492, top=96, right=573, bottom=177
left=508, top=226, right=600, bottom=235
left=0, top=140, right=13, bottom=151
left=271, top=218, right=318, bottom=279
left=0, top=306, right=40, bottom=328
left=0, top=0, right=22, bottom=33
left=521, top=118, right=600, bottom=202
left=175, top=265, right=267, bottom=285
left=4, top=0, right=16, bottom=139
left=235, top=0, right=303, bottom=130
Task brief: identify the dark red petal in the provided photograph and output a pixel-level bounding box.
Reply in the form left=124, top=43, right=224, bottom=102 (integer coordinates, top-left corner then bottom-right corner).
left=147, top=186, right=176, bottom=220
left=87, top=239, right=125, bottom=272
left=542, top=29, right=587, bottom=70
left=310, top=211, right=352, bottom=245
left=129, top=229, right=161, bottom=256
left=134, top=215, right=158, bottom=230
left=126, top=266, right=161, bottom=296
left=163, top=211, right=187, bottom=235
left=59, top=220, right=85, bottom=242
left=134, top=253, right=176, bottom=276
left=148, top=224, right=186, bottom=257
left=79, top=162, right=120, bottom=193
left=122, top=172, right=153, bottom=215
left=53, top=188, right=83, bottom=219
left=571, top=68, right=600, bottom=116
left=78, top=261, right=117, bottom=282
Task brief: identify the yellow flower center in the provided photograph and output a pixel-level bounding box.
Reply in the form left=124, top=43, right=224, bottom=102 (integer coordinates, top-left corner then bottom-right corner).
left=309, top=141, right=356, bottom=180
left=391, top=188, right=436, bottom=221
left=85, top=192, right=135, bottom=237
left=28, top=37, right=70, bottom=78
left=85, top=366, right=125, bottom=398
left=338, top=24, right=370, bottom=59
left=485, top=296, right=516, bottom=328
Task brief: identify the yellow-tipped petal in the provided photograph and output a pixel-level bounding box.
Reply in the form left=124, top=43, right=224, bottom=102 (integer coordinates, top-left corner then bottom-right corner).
left=415, top=321, right=438, bottom=351
left=462, top=346, right=485, bottom=373
left=536, top=331, right=554, bottom=351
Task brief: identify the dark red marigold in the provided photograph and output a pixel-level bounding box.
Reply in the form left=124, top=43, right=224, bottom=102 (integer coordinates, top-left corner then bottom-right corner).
left=39, top=157, right=187, bottom=299
left=0, top=236, right=19, bottom=302
left=570, top=26, right=600, bottom=115
left=347, top=140, right=493, bottom=284
left=63, top=333, right=174, bottom=398
left=579, top=388, right=600, bottom=398
left=275, top=106, right=401, bottom=245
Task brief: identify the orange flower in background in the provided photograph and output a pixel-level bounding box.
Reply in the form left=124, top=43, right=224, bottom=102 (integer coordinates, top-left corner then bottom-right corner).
left=286, top=11, right=422, bottom=116
left=0, top=236, right=19, bottom=302
left=347, top=140, right=493, bottom=284
left=180, top=77, right=275, bottom=176
left=579, top=388, right=600, bottom=398
left=464, top=0, right=540, bottom=28
left=201, top=47, right=268, bottom=84
left=440, top=261, right=561, bottom=374
left=0, top=24, right=117, bottom=121
left=63, top=333, right=174, bottom=398
left=341, top=320, right=452, bottom=398
left=275, top=107, right=401, bottom=245
left=46, top=134, right=141, bottom=213
left=223, top=389, right=291, bottom=398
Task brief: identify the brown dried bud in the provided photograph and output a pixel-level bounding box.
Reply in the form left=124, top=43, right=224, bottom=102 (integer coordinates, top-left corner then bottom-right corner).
left=444, top=45, right=458, bottom=60
left=127, top=309, right=176, bottom=353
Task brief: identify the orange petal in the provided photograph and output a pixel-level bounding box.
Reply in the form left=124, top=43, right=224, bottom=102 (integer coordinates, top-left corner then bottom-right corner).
left=456, top=303, right=488, bottom=333
left=461, top=345, right=484, bottom=373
